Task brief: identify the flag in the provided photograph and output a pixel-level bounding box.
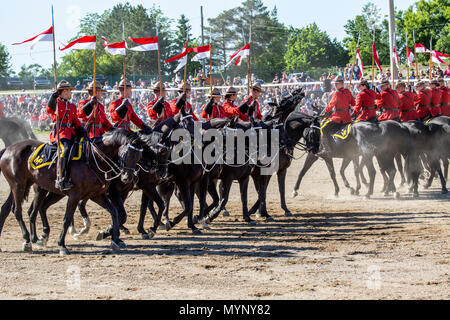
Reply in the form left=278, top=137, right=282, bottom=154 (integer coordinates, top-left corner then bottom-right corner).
left=128, top=36, right=159, bottom=52
left=372, top=43, right=382, bottom=73
left=431, top=51, right=449, bottom=67
left=12, top=26, right=54, bottom=50
left=356, top=49, right=364, bottom=78
left=406, top=47, right=415, bottom=67
left=191, top=45, right=211, bottom=62
left=226, top=43, right=250, bottom=67
left=433, top=50, right=450, bottom=58
left=415, top=43, right=428, bottom=54
left=59, top=35, right=96, bottom=51
left=393, top=48, right=400, bottom=68
left=102, top=37, right=126, bottom=56
left=165, top=42, right=189, bottom=74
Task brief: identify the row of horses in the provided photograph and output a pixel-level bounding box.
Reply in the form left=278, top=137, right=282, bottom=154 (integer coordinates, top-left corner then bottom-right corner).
left=0, top=88, right=448, bottom=256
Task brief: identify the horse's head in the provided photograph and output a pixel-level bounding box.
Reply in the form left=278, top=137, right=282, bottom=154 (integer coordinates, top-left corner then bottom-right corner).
left=139, top=131, right=171, bottom=181
left=118, top=136, right=144, bottom=184
left=273, top=88, right=306, bottom=121
left=304, top=117, right=321, bottom=154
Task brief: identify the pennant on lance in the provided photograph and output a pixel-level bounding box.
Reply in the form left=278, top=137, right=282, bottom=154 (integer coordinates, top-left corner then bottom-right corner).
left=372, top=43, right=382, bottom=73
left=356, top=49, right=364, bottom=78
left=191, top=45, right=211, bottom=62
left=393, top=48, right=400, bottom=68
left=12, top=26, right=54, bottom=50
left=415, top=43, right=429, bottom=54
left=59, top=35, right=96, bottom=51
left=406, top=47, right=415, bottom=67
left=102, top=37, right=126, bottom=56
left=128, top=36, right=159, bottom=52
left=226, top=43, right=250, bottom=67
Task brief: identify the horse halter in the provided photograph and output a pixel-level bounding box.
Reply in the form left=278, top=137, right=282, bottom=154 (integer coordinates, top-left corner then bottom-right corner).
left=118, top=143, right=144, bottom=174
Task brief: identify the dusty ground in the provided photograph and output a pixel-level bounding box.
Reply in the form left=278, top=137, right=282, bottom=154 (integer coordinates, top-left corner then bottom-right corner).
left=0, top=133, right=448, bottom=300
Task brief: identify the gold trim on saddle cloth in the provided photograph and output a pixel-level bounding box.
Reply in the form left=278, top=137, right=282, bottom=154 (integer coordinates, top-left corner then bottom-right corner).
left=29, top=138, right=85, bottom=170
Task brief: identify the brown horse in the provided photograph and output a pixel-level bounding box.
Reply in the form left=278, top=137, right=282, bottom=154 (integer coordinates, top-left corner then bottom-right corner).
left=0, top=129, right=143, bottom=255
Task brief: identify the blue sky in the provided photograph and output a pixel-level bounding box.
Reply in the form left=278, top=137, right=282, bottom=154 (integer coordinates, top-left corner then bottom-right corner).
left=4, top=0, right=416, bottom=73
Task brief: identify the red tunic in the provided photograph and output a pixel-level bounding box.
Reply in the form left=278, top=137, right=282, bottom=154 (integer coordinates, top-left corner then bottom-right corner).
left=399, top=91, right=418, bottom=122
left=47, top=98, right=82, bottom=143
left=353, top=89, right=378, bottom=121
left=78, top=99, right=113, bottom=138
left=222, top=100, right=240, bottom=119
left=414, top=89, right=432, bottom=120
left=169, top=99, right=199, bottom=121
left=324, top=88, right=355, bottom=124
left=430, top=88, right=442, bottom=117
left=147, top=98, right=173, bottom=124
left=439, top=86, right=450, bottom=116
left=377, top=88, right=401, bottom=121
left=201, top=103, right=227, bottom=120
left=234, top=96, right=263, bottom=121
left=109, top=97, right=144, bottom=131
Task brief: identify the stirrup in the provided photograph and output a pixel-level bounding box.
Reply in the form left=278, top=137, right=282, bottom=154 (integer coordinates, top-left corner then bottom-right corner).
left=56, top=178, right=73, bottom=191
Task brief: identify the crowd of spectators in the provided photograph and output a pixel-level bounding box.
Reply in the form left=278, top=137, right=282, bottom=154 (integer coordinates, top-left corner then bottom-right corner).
left=1, top=64, right=448, bottom=130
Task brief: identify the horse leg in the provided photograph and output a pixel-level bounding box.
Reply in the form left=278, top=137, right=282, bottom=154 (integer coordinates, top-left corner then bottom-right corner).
left=324, top=157, right=340, bottom=197
left=57, top=196, right=80, bottom=256
left=146, top=187, right=165, bottom=237
left=170, top=182, right=198, bottom=234
left=0, top=193, right=14, bottom=250
left=427, top=159, right=448, bottom=194
left=239, top=176, right=255, bottom=224
left=204, top=180, right=220, bottom=219
left=257, top=175, right=273, bottom=222
left=196, top=176, right=211, bottom=230
left=28, top=187, right=48, bottom=244
left=11, top=186, right=32, bottom=252
left=293, top=153, right=319, bottom=197
left=36, top=192, right=65, bottom=247
left=443, top=158, right=449, bottom=181
left=362, top=156, right=376, bottom=198
left=72, top=199, right=91, bottom=239
left=352, top=157, right=361, bottom=196
left=218, top=179, right=230, bottom=217
left=208, top=177, right=233, bottom=223
left=90, top=194, right=122, bottom=252
left=395, top=154, right=406, bottom=187
left=277, top=168, right=292, bottom=217
left=248, top=174, right=261, bottom=217
left=339, top=157, right=353, bottom=194
left=138, top=192, right=151, bottom=239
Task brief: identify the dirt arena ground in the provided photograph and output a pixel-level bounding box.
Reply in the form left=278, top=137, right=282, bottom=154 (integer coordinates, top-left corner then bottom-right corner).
left=0, top=133, right=448, bottom=300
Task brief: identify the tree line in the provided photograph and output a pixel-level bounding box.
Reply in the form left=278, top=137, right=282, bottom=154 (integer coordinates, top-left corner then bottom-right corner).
left=0, top=0, right=448, bottom=84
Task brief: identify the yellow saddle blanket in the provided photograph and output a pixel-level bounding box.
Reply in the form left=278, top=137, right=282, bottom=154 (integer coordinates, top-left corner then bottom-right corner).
left=320, top=119, right=360, bottom=140
left=29, top=138, right=84, bottom=170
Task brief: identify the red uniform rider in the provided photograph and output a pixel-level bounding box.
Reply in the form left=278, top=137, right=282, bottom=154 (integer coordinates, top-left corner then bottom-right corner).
left=377, top=80, right=401, bottom=122
left=222, top=87, right=242, bottom=119
left=429, top=79, right=442, bottom=117
left=395, top=82, right=418, bottom=122
left=438, top=78, right=450, bottom=116
left=353, top=79, right=378, bottom=122
left=109, top=80, right=149, bottom=131
left=77, top=81, right=113, bottom=138
left=147, top=82, right=173, bottom=125
left=169, top=82, right=199, bottom=121
left=201, top=88, right=227, bottom=120
left=414, top=81, right=432, bottom=121
left=235, top=83, right=264, bottom=121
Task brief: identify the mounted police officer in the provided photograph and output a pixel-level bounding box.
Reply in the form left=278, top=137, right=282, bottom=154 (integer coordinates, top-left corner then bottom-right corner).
left=201, top=88, right=227, bottom=120
left=396, top=82, right=418, bottom=122
left=317, top=76, right=355, bottom=158
left=377, top=80, right=401, bottom=122
left=222, top=86, right=241, bottom=119
left=352, top=79, right=378, bottom=123
left=47, top=80, right=87, bottom=191
left=170, top=82, right=198, bottom=121
left=414, top=81, right=432, bottom=121
left=109, top=79, right=150, bottom=132
left=77, top=81, right=113, bottom=138
left=438, top=78, right=449, bottom=116
left=235, top=83, right=264, bottom=121
left=147, top=81, right=173, bottom=125
left=429, top=79, right=442, bottom=118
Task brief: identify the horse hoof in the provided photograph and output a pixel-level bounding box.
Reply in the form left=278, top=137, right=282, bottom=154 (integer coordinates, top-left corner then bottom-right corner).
left=441, top=189, right=448, bottom=195
left=22, top=242, right=32, bottom=252
left=147, top=229, right=156, bottom=238
left=59, top=247, right=70, bottom=256
left=68, top=226, right=76, bottom=236
left=111, top=241, right=121, bottom=252
left=165, top=222, right=173, bottom=232
left=201, top=220, right=211, bottom=230
left=222, top=210, right=230, bottom=217
left=118, top=240, right=127, bottom=249
left=192, top=215, right=199, bottom=224
left=245, top=219, right=257, bottom=226
left=284, top=211, right=293, bottom=217
left=96, top=232, right=106, bottom=241
left=255, top=212, right=262, bottom=218
left=120, top=227, right=131, bottom=235
left=413, top=193, right=419, bottom=199
left=395, top=192, right=401, bottom=200
left=141, top=233, right=150, bottom=240
left=350, top=188, right=356, bottom=195
left=265, top=217, right=275, bottom=223
left=292, top=190, right=298, bottom=198
left=192, top=229, right=203, bottom=236
left=36, top=236, right=48, bottom=248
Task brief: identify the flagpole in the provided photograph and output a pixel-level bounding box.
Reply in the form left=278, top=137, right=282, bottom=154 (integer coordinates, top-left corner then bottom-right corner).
left=122, top=23, right=126, bottom=88
left=247, top=24, right=252, bottom=97
left=209, top=44, right=213, bottom=95
left=155, top=17, right=163, bottom=94
left=93, top=34, right=97, bottom=97
left=183, top=41, right=188, bottom=94
left=51, top=5, right=62, bottom=182
left=350, top=34, right=360, bottom=88
left=413, top=29, right=419, bottom=79
left=429, top=37, right=432, bottom=82
left=372, top=31, right=375, bottom=88
left=405, top=32, right=410, bottom=88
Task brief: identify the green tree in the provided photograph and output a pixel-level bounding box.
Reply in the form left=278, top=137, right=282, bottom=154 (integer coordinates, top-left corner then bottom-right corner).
left=18, top=63, right=47, bottom=79
left=284, top=23, right=348, bottom=76
left=0, top=43, right=11, bottom=78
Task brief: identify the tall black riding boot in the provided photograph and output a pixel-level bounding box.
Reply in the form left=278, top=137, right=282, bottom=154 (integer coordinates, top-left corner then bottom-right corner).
left=56, top=156, right=73, bottom=191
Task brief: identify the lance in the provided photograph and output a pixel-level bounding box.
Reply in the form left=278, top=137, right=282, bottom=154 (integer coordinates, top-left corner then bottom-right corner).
left=429, top=37, right=433, bottom=81
left=122, top=22, right=127, bottom=88
left=350, top=33, right=360, bottom=88
left=405, top=32, right=410, bottom=87
left=51, top=5, right=62, bottom=182
left=183, top=40, right=188, bottom=94
left=413, top=30, right=419, bottom=79
left=372, top=30, right=375, bottom=88
left=247, top=23, right=252, bottom=97
left=156, top=16, right=162, bottom=94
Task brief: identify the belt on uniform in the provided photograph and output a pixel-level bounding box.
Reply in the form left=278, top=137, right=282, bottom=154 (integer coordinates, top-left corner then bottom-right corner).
left=430, top=105, right=440, bottom=108
left=403, top=108, right=416, bottom=112
left=419, top=104, right=431, bottom=108
left=114, top=123, right=130, bottom=129
left=440, top=103, right=449, bottom=107
left=362, top=106, right=376, bottom=110
left=60, top=123, right=73, bottom=128
left=87, top=124, right=103, bottom=129
left=382, top=108, right=399, bottom=111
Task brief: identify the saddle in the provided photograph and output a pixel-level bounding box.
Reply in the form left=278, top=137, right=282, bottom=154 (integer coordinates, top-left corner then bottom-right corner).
left=29, top=138, right=86, bottom=170
left=332, top=120, right=361, bottom=141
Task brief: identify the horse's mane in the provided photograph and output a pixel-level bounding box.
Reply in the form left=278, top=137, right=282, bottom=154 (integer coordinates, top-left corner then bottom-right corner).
left=102, top=129, right=140, bottom=146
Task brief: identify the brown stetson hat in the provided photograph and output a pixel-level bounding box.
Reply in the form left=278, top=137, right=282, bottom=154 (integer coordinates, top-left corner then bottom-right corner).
left=87, top=81, right=107, bottom=92
left=208, top=88, right=222, bottom=98
left=251, top=82, right=263, bottom=92
left=118, top=79, right=133, bottom=89
left=396, top=81, right=406, bottom=88
left=178, top=82, right=192, bottom=92
left=56, top=80, right=76, bottom=91
left=225, top=87, right=238, bottom=96
left=380, top=79, right=390, bottom=86
left=430, top=79, right=439, bottom=86
left=152, top=81, right=166, bottom=92
left=333, top=76, right=344, bottom=83
left=359, top=79, right=370, bottom=87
